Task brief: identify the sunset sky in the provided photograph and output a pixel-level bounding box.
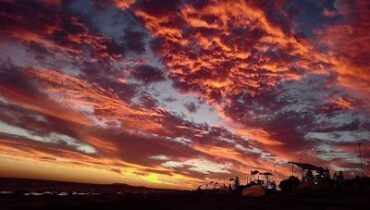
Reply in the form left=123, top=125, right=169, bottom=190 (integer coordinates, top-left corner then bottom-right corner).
left=0, top=0, right=369, bottom=190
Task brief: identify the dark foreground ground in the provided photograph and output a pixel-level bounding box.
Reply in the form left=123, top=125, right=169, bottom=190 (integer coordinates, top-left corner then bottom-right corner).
left=1, top=190, right=369, bottom=210
left=1, top=177, right=369, bottom=210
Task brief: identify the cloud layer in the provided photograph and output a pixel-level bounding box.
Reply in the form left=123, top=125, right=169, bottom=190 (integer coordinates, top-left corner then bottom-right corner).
left=0, top=0, right=369, bottom=189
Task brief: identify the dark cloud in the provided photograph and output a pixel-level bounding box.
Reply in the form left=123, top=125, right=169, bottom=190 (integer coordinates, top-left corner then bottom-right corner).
left=87, top=122, right=201, bottom=167
left=122, top=30, right=146, bottom=54
left=133, top=65, right=165, bottom=83
left=0, top=1, right=58, bottom=31
left=0, top=64, right=46, bottom=102
left=163, top=96, right=176, bottom=103
left=138, top=93, right=158, bottom=108
left=184, top=102, right=198, bottom=113
left=133, top=0, right=182, bottom=16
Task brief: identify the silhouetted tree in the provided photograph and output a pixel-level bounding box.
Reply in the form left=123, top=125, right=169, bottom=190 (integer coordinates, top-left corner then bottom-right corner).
left=333, top=172, right=338, bottom=181
left=279, top=176, right=300, bottom=192
left=338, top=171, right=344, bottom=181
left=234, top=176, right=240, bottom=189
left=324, top=168, right=331, bottom=181
left=306, top=170, right=314, bottom=182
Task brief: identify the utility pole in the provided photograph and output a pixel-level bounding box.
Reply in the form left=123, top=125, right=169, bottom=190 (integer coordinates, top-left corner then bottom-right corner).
left=358, top=143, right=363, bottom=174
left=299, top=158, right=303, bottom=180
left=274, top=163, right=276, bottom=182
left=291, top=163, right=294, bottom=176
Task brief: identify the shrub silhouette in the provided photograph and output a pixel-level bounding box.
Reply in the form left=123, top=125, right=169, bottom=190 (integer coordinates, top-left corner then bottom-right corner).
left=279, top=176, right=300, bottom=192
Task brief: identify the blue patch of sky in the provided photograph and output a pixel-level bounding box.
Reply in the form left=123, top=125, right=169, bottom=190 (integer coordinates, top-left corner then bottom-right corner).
left=136, top=79, right=226, bottom=127
left=69, top=0, right=164, bottom=73
left=285, top=0, right=343, bottom=37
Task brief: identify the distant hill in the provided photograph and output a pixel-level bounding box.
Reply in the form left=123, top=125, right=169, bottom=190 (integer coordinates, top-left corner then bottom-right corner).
left=0, top=177, right=177, bottom=194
